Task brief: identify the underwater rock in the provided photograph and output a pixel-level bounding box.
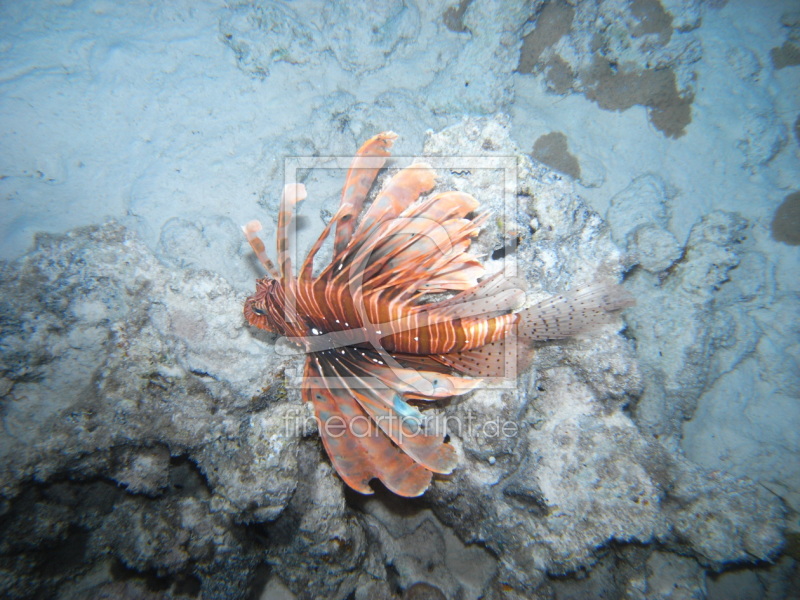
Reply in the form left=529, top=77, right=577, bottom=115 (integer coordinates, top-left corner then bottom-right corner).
left=0, top=116, right=786, bottom=599
left=417, top=117, right=784, bottom=594
left=543, top=545, right=706, bottom=600
left=355, top=496, right=496, bottom=600
left=738, top=110, right=788, bottom=172
left=257, top=444, right=368, bottom=599
left=219, top=1, right=315, bottom=78
left=220, top=0, right=527, bottom=117
left=402, top=582, right=447, bottom=600
left=0, top=224, right=301, bottom=597
left=626, top=210, right=758, bottom=444
left=606, top=173, right=682, bottom=272
left=222, top=0, right=423, bottom=77
left=320, top=1, right=421, bottom=73
left=157, top=214, right=256, bottom=291
left=418, top=0, right=527, bottom=116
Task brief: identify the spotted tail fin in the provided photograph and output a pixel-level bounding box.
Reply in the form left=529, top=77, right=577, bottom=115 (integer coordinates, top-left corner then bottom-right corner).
left=435, top=280, right=633, bottom=377
left=518, top=280, right=634, bottom=343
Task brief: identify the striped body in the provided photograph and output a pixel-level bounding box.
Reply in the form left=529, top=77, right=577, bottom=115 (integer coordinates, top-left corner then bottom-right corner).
left=244, top=277, right=516, bottom=356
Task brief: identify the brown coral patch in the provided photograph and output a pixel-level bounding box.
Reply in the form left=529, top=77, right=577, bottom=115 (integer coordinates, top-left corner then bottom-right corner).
left=517, top=0, right=575, bottom=74
left=582, top=57, right=693, bottom=138
left=630, top=0, right=673, bottom=44
left=771, top=191, right=800, bottom=246
left=443, top=0, right=473, bottom=33
left=544, top=54, right=575, bottom=94
left=532, top=131, right=581, bottom=179
left=770, top=41, right=800, bottom=70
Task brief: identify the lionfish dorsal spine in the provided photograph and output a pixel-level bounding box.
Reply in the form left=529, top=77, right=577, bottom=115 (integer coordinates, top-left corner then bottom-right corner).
left=332, top=131, right=398, bottom=255
left=297, top=132, right=397, bottom=282
left=276, top=183, right=306, bottom=284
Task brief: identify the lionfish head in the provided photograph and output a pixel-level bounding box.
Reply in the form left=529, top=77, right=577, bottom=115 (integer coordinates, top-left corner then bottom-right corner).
left=243, top=277, right=282, bottom=334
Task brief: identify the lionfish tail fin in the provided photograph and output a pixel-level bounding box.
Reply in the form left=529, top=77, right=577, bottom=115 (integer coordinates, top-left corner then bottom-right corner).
left=435, top=280, right=632, bottom=378
left=518, top=280, right=635, bottom=343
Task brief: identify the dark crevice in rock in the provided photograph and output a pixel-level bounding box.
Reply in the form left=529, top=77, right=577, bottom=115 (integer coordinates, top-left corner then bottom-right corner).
left=491, top=235, right=521, bottom=260
left=168, top=454, right=213, bottom=499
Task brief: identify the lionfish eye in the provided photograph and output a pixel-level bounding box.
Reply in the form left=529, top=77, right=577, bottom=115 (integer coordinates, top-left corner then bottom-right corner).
left=251, top=306, right=267, bottom=316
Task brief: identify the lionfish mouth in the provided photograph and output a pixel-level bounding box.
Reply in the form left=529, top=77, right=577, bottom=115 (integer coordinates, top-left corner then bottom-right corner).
left=241, top=132, right=633, bottom=497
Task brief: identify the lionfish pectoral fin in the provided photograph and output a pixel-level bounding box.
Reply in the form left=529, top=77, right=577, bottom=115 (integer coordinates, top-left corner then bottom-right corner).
left=337, top=354, right=461, bottom=475
left=354, top=162, right=437, bottom=240
left=301, top=133, right=400, bottom=281
left=321, top=162, right=438, bottom=285
left=518, top=280, right=635, bottom=343
left=355, top=353, right=481, bottom=400
left=307, top=388, right=374, bottom=495
left=356, top=389, right=458, bottom=475
left=356, top=191, right=487, bottom=295
left=305, top=355, right=434, bottom=497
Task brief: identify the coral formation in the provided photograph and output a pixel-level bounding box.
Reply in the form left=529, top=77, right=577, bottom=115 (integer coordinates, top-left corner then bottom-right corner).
left=0, top=117, right=786, bottom=599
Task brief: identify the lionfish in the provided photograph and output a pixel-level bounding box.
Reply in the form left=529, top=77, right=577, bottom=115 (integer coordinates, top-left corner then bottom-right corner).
left=243, top=132, right=632, bottom=497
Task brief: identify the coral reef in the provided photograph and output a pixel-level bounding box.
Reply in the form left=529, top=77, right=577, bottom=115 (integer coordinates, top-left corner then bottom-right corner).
left=0, top=117, right=786, bottom=599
